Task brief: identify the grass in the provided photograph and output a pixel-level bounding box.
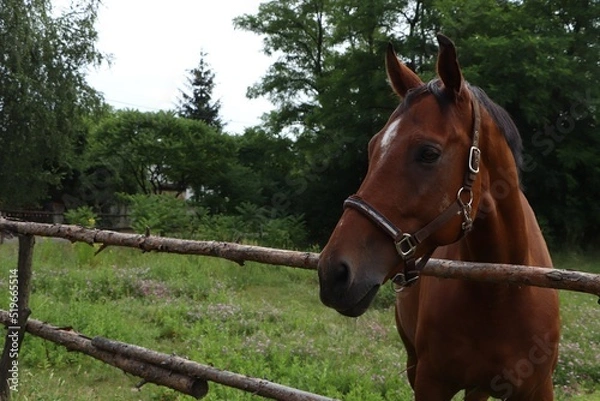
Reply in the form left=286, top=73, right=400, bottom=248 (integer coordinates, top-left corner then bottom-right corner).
left=0, top=239, right=598, bottom=400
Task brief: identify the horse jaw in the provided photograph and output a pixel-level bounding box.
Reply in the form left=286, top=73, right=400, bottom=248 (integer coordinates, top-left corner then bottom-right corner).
left=320, top=282, right=381, bottom=318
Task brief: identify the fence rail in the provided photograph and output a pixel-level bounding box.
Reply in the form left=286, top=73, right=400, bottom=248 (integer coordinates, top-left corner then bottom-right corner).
left=0, top=310, right=336, bottom=401
left=0, top=217, right=599, bottom=400
left=0, top=210, right=131, bottom=231
left=1, top=217, right=599, bottom=298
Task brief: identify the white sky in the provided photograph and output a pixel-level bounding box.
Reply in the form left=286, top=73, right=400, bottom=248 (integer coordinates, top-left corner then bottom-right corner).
left=60, top=0, right=274, bottom=134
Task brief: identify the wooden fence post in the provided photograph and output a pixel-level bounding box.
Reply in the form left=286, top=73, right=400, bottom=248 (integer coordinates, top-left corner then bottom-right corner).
left=0, top=235, right=34, bottom=400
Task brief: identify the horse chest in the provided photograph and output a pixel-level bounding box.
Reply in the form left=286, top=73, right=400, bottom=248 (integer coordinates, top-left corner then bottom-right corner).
left=398, top=277, right=548, bottom=379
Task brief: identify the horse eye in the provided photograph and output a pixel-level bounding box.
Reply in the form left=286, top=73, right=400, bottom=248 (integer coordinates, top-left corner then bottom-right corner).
left=418, top=146, right=441, bottom=164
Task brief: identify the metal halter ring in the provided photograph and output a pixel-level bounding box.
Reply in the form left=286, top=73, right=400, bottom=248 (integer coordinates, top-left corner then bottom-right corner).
left=457, top=187, right=474, bottom=232
left=457, top=187, right=473, bottom=209
left=391, top=272, right=419, bottom=292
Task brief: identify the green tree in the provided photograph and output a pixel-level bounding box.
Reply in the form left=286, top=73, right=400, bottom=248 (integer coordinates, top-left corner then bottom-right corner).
left=177, top=51, right=223, bottom=131
left=235, top=128, right=296, bottom=215
left=89, top=110, right=237, bottom=203
left=234, top=0, right=332, bottom=136
left=434, top=0, right=600, bottom=245
left=238, top=0, right=600, bottom=245
left=0, top=0, right=105, bottom=208
left=236, top=0, right=434, bottom=241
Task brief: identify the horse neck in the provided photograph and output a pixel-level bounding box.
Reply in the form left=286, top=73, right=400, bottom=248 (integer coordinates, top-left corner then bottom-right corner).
left=460, top=128, right=529, bottom=265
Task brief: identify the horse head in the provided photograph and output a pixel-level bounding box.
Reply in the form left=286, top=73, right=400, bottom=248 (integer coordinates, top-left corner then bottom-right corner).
left=318, top=34, right=486, bottom=317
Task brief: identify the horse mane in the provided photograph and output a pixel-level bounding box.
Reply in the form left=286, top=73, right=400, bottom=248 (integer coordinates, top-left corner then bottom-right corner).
left=399, top=79, right=524, bottom=171
left=468, top=84, right=523, bottom=170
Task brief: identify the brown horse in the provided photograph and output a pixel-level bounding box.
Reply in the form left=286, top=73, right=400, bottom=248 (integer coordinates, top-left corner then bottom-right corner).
left=318, top=34, right=560, bottom=400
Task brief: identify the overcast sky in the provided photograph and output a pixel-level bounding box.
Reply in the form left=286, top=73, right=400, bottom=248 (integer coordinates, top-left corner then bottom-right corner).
left=62, top=0, right=274, bottom=134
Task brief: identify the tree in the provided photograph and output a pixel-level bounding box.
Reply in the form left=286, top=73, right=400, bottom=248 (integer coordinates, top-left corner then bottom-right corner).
left=235, top=0, right=434, bottom=241
left=89, top=110, right=237, bottom=204
left=433, top=0, right=600, bottom=244
left=235, top=128, right=296, bottom=216
left=177, top=52, right=223, bottom=131
left=0, top=0, right=105, bottom=208
left=234, top=0, right=332, bottom=136
left=236, top=0, right=600, bottom=246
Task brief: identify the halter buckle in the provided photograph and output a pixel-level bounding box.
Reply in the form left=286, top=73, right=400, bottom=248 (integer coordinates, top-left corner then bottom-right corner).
left=395, top=233, right=417, bottom=259
left=468, top=146, right=481, bottom=174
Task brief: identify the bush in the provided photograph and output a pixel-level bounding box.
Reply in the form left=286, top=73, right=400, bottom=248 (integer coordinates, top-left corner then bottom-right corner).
left=117, top=195, right=309, bottom=248
left=119, top=193, right=199, bottom=237
left=64, top=206, right=98, bottom=228
left=197, top=213, right=246, bottom=242
left=194, top=211, right=308, bottom=249
left=261, top=214, right=307, bottom=249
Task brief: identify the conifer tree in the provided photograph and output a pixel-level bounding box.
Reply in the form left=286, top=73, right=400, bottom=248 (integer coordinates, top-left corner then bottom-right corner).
left=177, top=52, right=223, bottom=131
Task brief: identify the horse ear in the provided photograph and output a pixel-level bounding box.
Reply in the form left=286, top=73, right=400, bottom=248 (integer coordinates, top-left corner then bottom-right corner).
left=386, top=42, right=423, bottom=98
left=436, top=33, right=463, bottom=98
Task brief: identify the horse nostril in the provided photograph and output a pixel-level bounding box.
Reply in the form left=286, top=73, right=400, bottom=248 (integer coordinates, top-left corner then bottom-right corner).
left=319, top=257, right=353, bottom=306
left=318, top=252, right=354, bottom=294
left=333, top=260, right=350, bottom=284
left=319, top=257, right=351, bottom=289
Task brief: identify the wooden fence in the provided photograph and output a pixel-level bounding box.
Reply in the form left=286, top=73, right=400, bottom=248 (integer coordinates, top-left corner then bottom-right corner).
left=0, top=210, right=131, bottom=231
left=0, top=217, right=599, bottom=400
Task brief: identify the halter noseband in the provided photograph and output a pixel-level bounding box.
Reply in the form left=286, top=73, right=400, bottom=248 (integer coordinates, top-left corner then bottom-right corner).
left=343, top=96, right=481, bottom=288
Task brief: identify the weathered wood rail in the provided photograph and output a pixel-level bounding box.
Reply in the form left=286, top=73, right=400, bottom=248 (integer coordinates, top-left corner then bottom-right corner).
left=0, top=310, right=337, bottom=401
left=0, top=219, right=341, bottom=401
left=0, top=217, right=599, bottom=400
left=1, top=218, right=600, bottom=298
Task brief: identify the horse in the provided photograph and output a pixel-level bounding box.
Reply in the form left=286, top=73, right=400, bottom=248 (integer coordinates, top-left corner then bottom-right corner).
left=317, top=34, right=560, bottom=400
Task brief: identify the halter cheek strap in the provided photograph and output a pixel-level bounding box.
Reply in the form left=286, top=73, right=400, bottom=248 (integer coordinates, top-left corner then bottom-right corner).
left=343, top=96, right=481, bottom=288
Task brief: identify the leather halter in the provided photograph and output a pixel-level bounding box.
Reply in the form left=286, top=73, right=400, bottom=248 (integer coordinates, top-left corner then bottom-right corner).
left=343, top=95, right=482, bottom=288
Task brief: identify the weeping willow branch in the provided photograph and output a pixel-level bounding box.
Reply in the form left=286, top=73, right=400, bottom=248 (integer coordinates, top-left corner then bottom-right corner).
left=1, top=218, right=599, bottom=299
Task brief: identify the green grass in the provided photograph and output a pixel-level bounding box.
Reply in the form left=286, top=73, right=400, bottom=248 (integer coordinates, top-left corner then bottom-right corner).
left=0, top=239, right=598, bottom=400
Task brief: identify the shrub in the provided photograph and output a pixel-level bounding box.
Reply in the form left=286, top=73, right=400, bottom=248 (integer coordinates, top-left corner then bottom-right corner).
left=119, top=193, right=199, bottom=237
left=116, top=195, right=309, bottom=248
left=64, top=206, right=98, bottom=228
left=261, top=214, right=307, bottom=249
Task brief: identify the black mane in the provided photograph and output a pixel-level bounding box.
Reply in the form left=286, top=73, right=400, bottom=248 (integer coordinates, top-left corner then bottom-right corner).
left=399, top=79, right=523, bottom=171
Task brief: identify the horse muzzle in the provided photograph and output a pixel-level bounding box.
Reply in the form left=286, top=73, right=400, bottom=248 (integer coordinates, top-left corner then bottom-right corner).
left=317, top=255, right=383, bottom=317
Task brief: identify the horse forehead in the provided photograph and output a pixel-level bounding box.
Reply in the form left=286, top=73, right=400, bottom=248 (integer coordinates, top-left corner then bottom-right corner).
left=376, top=110, right=433, bottom=160
left=378, top=97, right=445, bottom=148
left=379, top=116, right=402, bottom=156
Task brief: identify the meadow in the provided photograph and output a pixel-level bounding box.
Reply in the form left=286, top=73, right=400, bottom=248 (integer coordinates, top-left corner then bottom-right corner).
left=0, top=238, right=598, bottom=400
